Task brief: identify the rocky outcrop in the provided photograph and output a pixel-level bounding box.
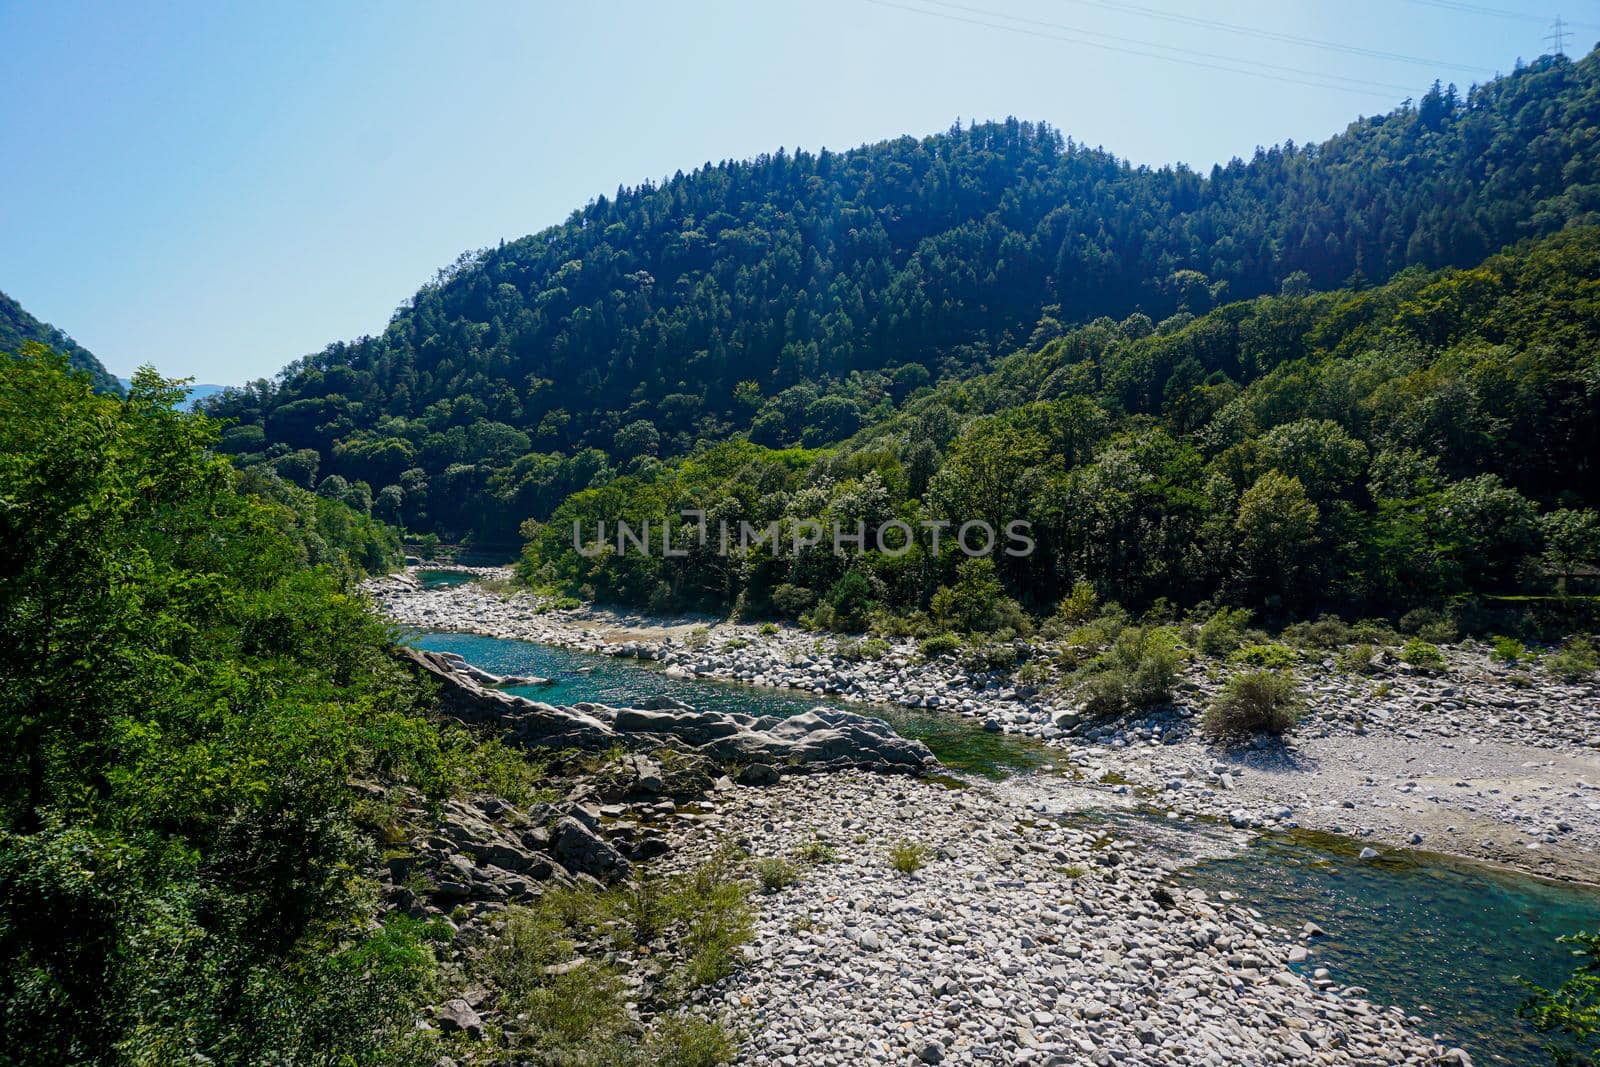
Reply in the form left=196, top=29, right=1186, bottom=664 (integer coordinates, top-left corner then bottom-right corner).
left=396, top=646, right=939, bottom=776
left=602, top=703, right=937, bottom=773
left=398, top=646, right=615, bottom=748
left=551, top=815, right=632, bottom=881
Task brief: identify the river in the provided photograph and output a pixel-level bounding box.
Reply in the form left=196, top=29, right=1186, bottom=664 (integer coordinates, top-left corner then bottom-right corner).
left=411, top=628, right=1600, bottom=1064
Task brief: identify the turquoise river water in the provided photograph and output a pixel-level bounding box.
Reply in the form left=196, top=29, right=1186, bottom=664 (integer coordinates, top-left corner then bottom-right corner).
left=411, top=629, right=1600, bottom=1065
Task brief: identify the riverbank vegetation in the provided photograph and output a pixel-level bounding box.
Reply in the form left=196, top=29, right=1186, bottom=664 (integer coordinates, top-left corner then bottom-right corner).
left=1202, top=671, right=1304, bottom=742
left=0, top=348, right=739, bottom=1064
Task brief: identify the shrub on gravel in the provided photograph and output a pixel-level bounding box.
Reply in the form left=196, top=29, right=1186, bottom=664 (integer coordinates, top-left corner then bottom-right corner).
left=1490, top=635, right=1527, bottom=664
left=752, top=857, right=798, bottom=892
left=1202, top=671, right=1304, bottom=742
left=889, top=840, right=929, bottom=874
left=1229, top=643, right=1298, bottom=669
left=1074, top=625, right=1183, bottom=717
left=1546, top=637, right=1598, bottom=682
left=1281, top=614, right=1353, bottom=650
left=794, top=837, right=839, bottom=865
left=1338, top=642, right=1380, bottom=674
left=918, top=632, right=961, bottom=660
left=1400, top=638, right=1447, bottom=672
left=1195, top=607, right=1254, bottom=658
left=1040, top=581, right=1100, bottom=636
left=960, top=639, right=1023, bottom=672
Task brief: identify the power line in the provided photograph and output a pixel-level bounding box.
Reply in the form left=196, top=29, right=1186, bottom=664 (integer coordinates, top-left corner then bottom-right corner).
left=1054, top=0, right=1494, bottom=76
left=1547, top=14, right=1571, bottom=54
left=866, top=0, right=1415, bottom=99
left=1395, top=0, right=1600, bottom=34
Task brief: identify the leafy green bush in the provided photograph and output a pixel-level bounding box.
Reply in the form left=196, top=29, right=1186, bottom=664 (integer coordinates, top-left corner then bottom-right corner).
left=1398, top=607, right=1445, bottom=635
left=918, top=633, right=962, bottom=660
left=1338, top=643, right=1380, bottom=674
left=867, top=607, right=933, bottom=638
left=1419, top=620, right=1459, bottom=644
left=1202, top=671, right=1304, bottom=741
left=1075, top=626, right=1183, bottom=717
left=1351, top=619, right=1402, bottom=645
left=1519, top=930, right=1600, bottom=1067
left=1401, top=638, right=1448, bottom=672
left=821, top=570, right=876, bottom=632
left=961, top=640, right=1023, bottom=672
left=648, top=580, right=675, bottom=614
left=752, top=857, right=798, bottom=893
left=757, top=622, right=779, bottom=636
left=929, top=557, right=1030, bottom=636
left=1196, top=607, right=1254, bottom=658
left=889, top=840, right=929, bottom=874
left=769, top=583, right=816, bottom=618
left=1281, top=614, right=1353, bottom=650
left=1229, top=643, right=1298, bottom=669
left=1054, top=581, right=1100, bottom=626
left=1491, top=635, right=1527, bottom=664
left=1546, top=637, right=1599, bottom=682
left=1016, top=660, right=1050, bottom=687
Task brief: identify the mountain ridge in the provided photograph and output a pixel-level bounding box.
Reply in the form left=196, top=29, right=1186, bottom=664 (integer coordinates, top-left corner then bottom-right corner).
left=208, top=50, right=1600, bottom=545
left=0, top=290, right=122, bottom=395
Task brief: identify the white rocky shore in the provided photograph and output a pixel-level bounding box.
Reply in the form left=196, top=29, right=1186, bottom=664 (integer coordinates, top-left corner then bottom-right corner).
left=365, top=566, right=1600, bottom=1063
left=665, top=771, right=1466, bottom=1066
left=368, top=566, right=1600, bottom=882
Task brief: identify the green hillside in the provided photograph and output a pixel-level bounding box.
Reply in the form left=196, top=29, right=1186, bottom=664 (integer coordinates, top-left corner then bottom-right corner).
left=522, top=227, right=1600, bottom=624
left=0, top=290, right=122, bottom=395
left=209, top=52, right=1600, bottom=546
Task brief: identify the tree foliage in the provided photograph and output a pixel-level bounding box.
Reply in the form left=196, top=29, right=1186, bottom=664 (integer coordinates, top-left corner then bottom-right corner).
left=0, top=345, right=477, bottom=1063
left=522, top=227, right=1600, bottom=624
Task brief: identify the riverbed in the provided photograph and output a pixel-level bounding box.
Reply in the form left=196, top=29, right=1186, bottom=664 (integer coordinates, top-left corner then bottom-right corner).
left=413, top=627, right=1600, bottom=1064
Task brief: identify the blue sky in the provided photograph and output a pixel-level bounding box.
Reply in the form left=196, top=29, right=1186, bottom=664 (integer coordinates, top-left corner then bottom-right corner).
left=0, top=0, right=1588, bottom=384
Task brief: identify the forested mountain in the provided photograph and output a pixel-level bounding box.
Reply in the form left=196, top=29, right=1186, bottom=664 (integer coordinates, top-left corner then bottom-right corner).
left=522, top=227, right=1600, bottom=626
left=206, top=51, right=1600, bottom=547
left=0, top=290, right=121, bottom=395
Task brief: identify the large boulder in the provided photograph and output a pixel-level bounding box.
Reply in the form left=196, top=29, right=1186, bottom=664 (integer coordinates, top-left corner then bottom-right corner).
left=757, top=708, right=937, bottom=773
left=436, top=999, right=484, bottom=1039
left=551, top=816, right=632, bottom=882
left=612, top=707, right=749, bottom=744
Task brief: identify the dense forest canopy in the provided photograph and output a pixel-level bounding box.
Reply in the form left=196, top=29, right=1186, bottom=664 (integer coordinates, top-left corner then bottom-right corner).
left=207, top=51, right=1600, bottom=547
left=521, top=228, right=1600, bottom=627
left=1, top=289, right=122, bottom=395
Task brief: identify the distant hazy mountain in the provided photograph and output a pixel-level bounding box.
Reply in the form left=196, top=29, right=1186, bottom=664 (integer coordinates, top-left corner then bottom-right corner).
left=1, top=289, right=122, bottom=395
left=116, top=377, right=227, bottom=410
